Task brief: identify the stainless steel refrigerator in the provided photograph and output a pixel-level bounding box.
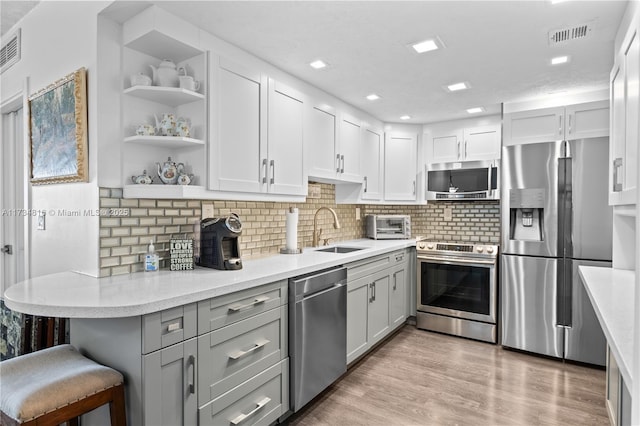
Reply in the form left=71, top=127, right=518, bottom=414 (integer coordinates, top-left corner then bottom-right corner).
left=500, top=137, right=612, bottom=366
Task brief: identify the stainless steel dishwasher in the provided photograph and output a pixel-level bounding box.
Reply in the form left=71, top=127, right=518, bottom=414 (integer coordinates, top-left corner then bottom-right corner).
left=289, top=266, right=347, bottom=412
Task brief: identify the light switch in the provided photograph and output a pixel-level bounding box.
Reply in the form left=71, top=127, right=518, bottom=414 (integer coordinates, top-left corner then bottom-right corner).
left=202, top=203, right=214, bottom=219
left=37, top=211, right=46, bottom=230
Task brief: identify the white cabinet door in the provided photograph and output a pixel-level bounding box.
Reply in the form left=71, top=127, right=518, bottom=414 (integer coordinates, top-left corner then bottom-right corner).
left=463, top=126, right=500, bottom=161
left=503, top=107, right=564, bottom=146
left=384, top=133, right=417, bottom=201
left=565, top=101, right=610, bottom=140
left=430, top=131, right=461, bottom=163
left=360, top=127, right=383, bottom=201
left=624, top=32, right=639, bottom=196
left=307, top=104, right=338, bottom=180
left=267, top=80, right=306, bottom=196
left=211, top=56, right=266, bottom=193
left=346, top=276, right=370, bottom=364
left=338, top=114, right=362, bottom=182
left=389, top=265, right=407, bottom=329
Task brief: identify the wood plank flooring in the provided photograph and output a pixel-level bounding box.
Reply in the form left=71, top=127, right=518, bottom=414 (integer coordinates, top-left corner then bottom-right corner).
left=287, top=325, right=609, bottom=426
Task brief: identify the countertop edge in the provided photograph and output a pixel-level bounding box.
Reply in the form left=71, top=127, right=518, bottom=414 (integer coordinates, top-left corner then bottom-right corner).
left=4, top=239, right=416, bottom=319
left=579, top=265, right=635, bottom=388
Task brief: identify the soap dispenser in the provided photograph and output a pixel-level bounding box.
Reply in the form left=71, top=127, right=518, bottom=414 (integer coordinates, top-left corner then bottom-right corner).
left=145, top=239, right=159, bottom=272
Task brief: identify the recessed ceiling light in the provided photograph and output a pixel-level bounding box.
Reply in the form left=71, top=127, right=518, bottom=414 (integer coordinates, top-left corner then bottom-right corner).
left=366, top=94, right=380, bottom=101
left=551, top=55, right=570, bottom=65
left=550, top=0, right=568, bottom=4
left=400, top=115, right=411, bottom=120
left=446, top=82, right=469, bottom=92
left=412, top=39, right=439, bottom=53
left=467, top=107, right=485, bottom=114
left=310, top=60, right=327, bottom=69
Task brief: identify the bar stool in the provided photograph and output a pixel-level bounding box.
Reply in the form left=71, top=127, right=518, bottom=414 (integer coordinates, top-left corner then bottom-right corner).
left=0, top=344, right=126, bottom=425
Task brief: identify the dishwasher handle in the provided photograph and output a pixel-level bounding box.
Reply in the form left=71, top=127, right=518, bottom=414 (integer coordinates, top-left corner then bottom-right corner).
left=298, top=281, right=346, bottom=302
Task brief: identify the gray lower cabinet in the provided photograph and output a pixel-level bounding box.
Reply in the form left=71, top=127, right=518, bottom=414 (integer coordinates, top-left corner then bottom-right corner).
left=346, top=248, right=411, bottom=365
left=606, top=346, right=632, bottom=426
left=71, top=280, right=288, bottom=426
left=143, top=338, right=198, bottom=426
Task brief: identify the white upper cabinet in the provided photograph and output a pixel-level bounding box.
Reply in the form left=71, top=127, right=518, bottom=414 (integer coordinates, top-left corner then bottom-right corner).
left=307, top=104, right=338, bottom=180
left=384, top=133, right=418, bottom=201
left=610, top=20, right=639, bottom=206
left=503, top=100, right=609, bottom=146
left=209, top=54, right=305, bottom=197
left=427, top=125, right=500, bottom=163
left=360, top=126, right=383, bottom=201
left=338, top=113, right=363, bottom=182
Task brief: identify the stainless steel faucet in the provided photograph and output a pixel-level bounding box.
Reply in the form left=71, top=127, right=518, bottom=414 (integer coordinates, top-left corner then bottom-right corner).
left=312, top=207, right=341, bottom=247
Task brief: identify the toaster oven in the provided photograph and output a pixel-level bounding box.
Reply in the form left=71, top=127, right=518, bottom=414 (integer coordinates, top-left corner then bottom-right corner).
left=365, top=215, right=411, bottom=239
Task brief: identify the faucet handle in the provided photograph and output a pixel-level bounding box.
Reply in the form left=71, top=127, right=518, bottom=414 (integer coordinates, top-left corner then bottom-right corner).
left=323, top=238, right=332, bottom=246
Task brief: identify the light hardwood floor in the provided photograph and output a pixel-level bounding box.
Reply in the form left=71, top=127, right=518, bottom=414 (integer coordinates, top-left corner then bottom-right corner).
left=287, top=325, right=609, bottom=426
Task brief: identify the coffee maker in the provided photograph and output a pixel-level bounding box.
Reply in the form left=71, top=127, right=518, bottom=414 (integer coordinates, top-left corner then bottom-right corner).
left=199, top=213, right=243, bottom=270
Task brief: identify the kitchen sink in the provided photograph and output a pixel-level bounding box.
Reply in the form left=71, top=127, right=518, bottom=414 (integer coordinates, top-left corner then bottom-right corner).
left=315, top=246, right=364, bottom=254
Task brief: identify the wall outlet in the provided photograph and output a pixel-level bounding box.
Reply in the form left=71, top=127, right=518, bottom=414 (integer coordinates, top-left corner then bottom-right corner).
left=202, top=203, right=214, bottom=219
left=355, top=207, right=361, bottom=220
left=444, top=206, right=453, bottom=221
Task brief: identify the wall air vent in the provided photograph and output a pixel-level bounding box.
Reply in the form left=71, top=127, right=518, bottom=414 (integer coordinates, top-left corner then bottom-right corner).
left=548, top=23, right=592, bottom=45
left=1, top=29, right=21, bottom=73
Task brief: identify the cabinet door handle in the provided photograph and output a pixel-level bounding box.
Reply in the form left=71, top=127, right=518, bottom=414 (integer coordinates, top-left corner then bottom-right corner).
left=393, top=273, right=397, bottom=291
left=228, top=295, right=270, bottom=312
left=166, top=321, right=182, bottom=333
left=558, top=115, right=563, bottom=136
left=228, top=339, right=270, bottom=360
left=187, top=355, right=196, bottom=394
left=568, top=114, right=573, bottom=135
left=412, top=180, right=416, bottom=195
left=270, top=159, right=275, bottom=184
left=336, top=154, right=341, bottom=173
left=369, top=283, right=373, bottom=303
left=364, top=176, right=368, bottom=193
left=395, top=254, right=404, bottom=262
left=341, top=155, right=345, bottom=173
left=465, top=141, right=468, bottom=158
left=457, top=141, right=461, bottom=159
left=230, top=397, right=271, bottom=425
left=372, top=282, right=376, bottom=302
left=262, top=158, right=268, bottom=184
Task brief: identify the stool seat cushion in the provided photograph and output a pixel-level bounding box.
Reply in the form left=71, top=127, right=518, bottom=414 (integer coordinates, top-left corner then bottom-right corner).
left=0, top=344, right=124, bottom=423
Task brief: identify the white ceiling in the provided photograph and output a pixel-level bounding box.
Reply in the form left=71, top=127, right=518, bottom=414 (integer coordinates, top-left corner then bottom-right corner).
left=2, top=1, right=628, bottom=124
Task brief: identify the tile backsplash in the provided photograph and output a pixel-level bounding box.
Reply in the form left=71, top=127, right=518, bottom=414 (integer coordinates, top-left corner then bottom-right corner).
left=99, top=184, right=500, bottom=277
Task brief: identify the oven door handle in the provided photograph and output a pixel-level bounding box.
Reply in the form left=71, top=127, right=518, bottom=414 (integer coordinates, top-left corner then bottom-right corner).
left=417, top=255, right=496, bottom=266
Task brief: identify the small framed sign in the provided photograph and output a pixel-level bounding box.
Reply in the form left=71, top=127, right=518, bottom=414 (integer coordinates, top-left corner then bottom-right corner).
left=170, top=239, right=194, bottom=271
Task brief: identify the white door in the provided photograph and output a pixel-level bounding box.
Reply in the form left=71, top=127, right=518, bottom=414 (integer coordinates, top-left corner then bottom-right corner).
left=429, top=131, right=461, bottom=163
left=360, top=127, right=382, bottom=201
left=384, top=133, right=417, bottom=201
left=267, top=79, right=305, bottom=196
left=503, top=106, right=564, bottom=146
left=1, top=106, right=27, bottom=296
left=463, top=126, right=500, bottom=161
left=211, top=56, right=267, bottom=193
left=307, top=104, right=338, bottom=180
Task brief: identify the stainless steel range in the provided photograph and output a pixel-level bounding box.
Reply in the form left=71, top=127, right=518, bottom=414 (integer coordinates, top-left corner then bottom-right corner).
left=416, top=241, right=499, bottom=343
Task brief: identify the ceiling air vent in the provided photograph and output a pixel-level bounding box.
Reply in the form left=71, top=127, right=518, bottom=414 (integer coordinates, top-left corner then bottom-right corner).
left=1, top=29, right=21, bottom=73
left=548, top=23, right=592, bottom=45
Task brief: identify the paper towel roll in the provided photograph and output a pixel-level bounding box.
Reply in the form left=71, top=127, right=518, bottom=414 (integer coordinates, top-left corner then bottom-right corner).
left=285, top=207, right=299, bottom=251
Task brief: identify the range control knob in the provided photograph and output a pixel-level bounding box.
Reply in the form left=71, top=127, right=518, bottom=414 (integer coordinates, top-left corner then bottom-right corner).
left=476, top=246, right=484, bottom=253
left=487, top=247, right=495, bottom=254
left=427, top=243, right=434, bottom=250
left=418, top=242, right=426, bottom=250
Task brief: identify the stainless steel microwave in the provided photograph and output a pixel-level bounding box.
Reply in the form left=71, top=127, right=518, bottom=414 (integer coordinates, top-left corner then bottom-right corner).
left=426, top=160, right=499, bottom=201
left=365, top=215, right=411, bottom=239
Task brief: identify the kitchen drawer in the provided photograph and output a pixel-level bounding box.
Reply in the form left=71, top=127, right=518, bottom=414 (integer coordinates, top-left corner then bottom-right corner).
left=198, top=280, right=287, bottom=335
left=347, top=249, right=409, bottom=282
left=143, top=303, right=197, bottom=354
left=198, top=358, right=289, bottom=426
left=198, top=306, right=287, bottom=404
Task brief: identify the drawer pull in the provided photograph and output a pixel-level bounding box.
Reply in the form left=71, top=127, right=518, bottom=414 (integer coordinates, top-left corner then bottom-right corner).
left=228, top=339, right=270, bottom=360
left=228, top=295, right=270, bottom=312
left=167, top=322, right=182, bottom=332
left=230, top=397, right=271, bottom=425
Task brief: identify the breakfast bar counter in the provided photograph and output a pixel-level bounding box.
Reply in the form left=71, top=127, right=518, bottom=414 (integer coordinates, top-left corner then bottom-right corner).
left=3, top=239, right=416, bottom=318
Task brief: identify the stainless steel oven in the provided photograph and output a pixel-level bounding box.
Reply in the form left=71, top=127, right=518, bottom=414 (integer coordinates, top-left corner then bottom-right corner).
left=416, top=241, right=498, bottom=343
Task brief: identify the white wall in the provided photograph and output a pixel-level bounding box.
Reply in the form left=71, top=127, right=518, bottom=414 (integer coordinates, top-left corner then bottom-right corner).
left=1, top=1, right=111, bottom=278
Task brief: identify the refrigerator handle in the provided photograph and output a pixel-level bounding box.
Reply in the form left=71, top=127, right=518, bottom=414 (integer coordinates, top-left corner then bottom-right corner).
left=565, top=262, right=573, bottom=328
left=556, top=260, right=568, bottom=327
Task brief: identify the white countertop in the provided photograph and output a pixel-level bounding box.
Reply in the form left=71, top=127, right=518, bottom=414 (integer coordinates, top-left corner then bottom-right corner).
left=4, top=239, right=415, bottom=319
left=579, top=265, right=635, bottom=388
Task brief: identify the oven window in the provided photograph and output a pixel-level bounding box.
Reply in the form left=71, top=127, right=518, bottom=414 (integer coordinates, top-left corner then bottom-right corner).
left=420, top=262, right=490, bottom=315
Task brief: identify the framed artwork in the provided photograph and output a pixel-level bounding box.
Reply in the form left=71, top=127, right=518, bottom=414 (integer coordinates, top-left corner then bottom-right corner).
left=28, top=67, right=88, bottom=184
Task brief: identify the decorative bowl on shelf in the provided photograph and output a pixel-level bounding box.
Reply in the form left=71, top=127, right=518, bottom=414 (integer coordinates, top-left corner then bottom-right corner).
left=130, top=72, right=152, bottom=87
left=135, top=124, right=156, bottom=136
